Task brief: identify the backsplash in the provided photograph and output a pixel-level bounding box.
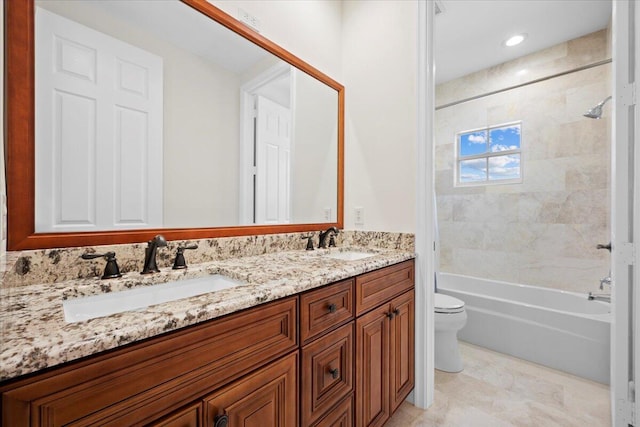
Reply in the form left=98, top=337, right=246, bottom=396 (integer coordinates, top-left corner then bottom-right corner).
left=0, top=230, right=414, bottom=288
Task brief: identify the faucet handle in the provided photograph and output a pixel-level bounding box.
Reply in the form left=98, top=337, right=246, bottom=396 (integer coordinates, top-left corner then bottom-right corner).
left=302, top=235, right=315, bottom=251
left=81, top=252, right=123, bottom=280
left=172, top=244, right=198, bottom=270
left=599, top=276, right=612, bottom=290
left=596, top=242, right=611, bottom=252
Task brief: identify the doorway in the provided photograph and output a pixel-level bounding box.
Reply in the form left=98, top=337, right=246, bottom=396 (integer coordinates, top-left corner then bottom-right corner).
left=418, top=3, right=639, bottom=426
left=239, top=63, right=295, bottom=225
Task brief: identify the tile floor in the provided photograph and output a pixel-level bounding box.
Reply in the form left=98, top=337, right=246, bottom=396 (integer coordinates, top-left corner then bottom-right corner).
left=386, top=342, right=610, bottom=427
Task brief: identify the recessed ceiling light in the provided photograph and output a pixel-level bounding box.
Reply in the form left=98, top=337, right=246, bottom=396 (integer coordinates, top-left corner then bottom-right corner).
left=504, top=33, right=527, bottom=47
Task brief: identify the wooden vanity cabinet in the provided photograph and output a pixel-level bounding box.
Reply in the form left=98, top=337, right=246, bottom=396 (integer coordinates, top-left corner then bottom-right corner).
left=0, top=260, right=414, bottom=427
left=0, top=297, right=298, bottom=427
left=355, top=260, right=415, bottom=427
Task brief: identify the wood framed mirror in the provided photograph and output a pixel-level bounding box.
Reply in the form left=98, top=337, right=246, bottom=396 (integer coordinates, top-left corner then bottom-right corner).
left=5, top=0, right=344, bottom=250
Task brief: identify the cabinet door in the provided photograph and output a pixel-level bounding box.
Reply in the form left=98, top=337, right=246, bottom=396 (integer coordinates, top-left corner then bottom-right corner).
left=355, top=306, right=390, bottom=427
left=149, top=402, right=201, bottom=427
left=389, top=290, right=415, bottom=413
left=204, top=352, right=298, bottom=427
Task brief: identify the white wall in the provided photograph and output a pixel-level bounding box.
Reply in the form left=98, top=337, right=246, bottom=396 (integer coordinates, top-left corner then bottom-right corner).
left=292, top=70, right=338, bottom=223
left=341, top=1, right=418, bottom=232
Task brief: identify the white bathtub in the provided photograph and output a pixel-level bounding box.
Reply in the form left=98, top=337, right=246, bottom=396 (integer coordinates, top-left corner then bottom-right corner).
left=437, top=272, right=611, bottom=384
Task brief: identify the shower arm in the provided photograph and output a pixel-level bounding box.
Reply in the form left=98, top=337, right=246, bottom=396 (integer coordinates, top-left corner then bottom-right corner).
left=596, top=96, right=612, bottom=108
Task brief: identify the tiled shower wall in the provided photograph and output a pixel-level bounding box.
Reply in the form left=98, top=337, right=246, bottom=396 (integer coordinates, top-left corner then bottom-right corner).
left=435, top=30, right=611, bottom=293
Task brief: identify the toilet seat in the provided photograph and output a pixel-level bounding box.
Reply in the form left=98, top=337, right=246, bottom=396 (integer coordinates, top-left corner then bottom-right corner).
left=435, top=293, right=465, bottom=314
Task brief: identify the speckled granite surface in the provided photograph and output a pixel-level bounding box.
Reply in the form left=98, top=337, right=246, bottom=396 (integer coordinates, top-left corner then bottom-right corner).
left=1, top=230, right=414, bottom=289
left=0, top=231, right=414, bottom=382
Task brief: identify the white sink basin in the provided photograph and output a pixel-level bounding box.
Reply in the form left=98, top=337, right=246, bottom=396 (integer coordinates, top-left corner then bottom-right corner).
left=63, top=274, right=244, bottom=323
left=324, top=251, right=376, bottom=261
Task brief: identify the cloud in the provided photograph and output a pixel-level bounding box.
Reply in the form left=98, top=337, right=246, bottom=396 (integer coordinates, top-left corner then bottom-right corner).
left=460, top=173, right=485, bottom=181
left=489, top=155, right=520, bottom=178
left=467, top=133, right=486, bottom=144
left=489, top=155, right=519, bottom=167
left=489, top=166, right=520, bottom=176
left=461, top=158, right=486, bottom=170
left=490, top=144, right=518, bottom=152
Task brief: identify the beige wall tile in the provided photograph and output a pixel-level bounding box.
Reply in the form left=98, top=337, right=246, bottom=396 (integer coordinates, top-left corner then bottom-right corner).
left=435, top=30, right=610, bottom=294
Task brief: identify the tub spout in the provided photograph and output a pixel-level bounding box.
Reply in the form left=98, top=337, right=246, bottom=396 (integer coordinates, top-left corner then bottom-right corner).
left=588, top=292, right=611, bottom=303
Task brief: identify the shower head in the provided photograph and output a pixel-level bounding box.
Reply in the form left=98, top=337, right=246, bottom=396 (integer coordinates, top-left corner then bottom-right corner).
left=583, top=95, right=612, bottom=119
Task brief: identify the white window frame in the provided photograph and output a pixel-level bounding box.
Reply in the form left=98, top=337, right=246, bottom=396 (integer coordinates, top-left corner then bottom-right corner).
left=455, top=120, right=523, bottom=187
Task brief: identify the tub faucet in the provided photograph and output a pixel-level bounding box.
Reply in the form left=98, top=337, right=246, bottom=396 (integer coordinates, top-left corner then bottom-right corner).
left=318, top=227, right=339, bottom=249
left=599, top=275, right=612, bottom=290
left=141, top=234, right=167, bottom=274
left=588, top=292, right=611, bottom=303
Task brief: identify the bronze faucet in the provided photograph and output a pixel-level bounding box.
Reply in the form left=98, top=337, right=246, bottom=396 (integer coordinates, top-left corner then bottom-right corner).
left=318, top=227, right=339, bottom=249
left=141, top=235, right=167, bottom=274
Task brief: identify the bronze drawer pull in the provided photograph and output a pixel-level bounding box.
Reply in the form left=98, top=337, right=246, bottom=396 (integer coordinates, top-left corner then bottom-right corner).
left=327, top=303, right=337, bottom=313
left=214, top=414, right=229, bottom=427
left=329, top=368, right=339, bottom=379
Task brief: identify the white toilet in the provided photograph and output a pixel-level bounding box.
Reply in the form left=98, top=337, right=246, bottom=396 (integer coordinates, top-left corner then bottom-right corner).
left=434, top=293, right=467, bottom=372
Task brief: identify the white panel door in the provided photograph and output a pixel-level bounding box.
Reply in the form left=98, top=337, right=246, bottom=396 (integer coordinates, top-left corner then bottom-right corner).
left=254, top=96, right=291, bottom=224
left=35, top=7, right=163, bottom=232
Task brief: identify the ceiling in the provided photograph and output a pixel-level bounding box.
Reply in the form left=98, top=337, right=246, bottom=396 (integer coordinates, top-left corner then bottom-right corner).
left=434, top=0, right=612, bottom=84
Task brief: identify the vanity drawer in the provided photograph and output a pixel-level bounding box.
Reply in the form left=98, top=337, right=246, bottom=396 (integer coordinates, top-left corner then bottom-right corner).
left=300, top=279, right=354, bottom=344
left=311, top=394, right=353, bottom=427
left=301, top=323, right=354, bottom=426
left=355, top=260, right=414, bottom=316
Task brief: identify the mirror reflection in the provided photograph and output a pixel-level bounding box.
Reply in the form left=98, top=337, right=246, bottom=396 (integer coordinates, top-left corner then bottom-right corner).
left=34, top=0, right=338, bottom=233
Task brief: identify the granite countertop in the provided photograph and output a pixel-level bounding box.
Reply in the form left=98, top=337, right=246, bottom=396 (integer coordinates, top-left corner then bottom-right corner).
left=0, top=247, right=414, bottom=382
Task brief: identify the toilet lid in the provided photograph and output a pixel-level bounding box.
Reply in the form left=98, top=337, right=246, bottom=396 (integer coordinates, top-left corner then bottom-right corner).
left=435, top=293, right=465, bottom=313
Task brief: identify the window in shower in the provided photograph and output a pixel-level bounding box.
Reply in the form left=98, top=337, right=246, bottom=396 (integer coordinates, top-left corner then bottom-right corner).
left=456, top=121, right=522, bottom=186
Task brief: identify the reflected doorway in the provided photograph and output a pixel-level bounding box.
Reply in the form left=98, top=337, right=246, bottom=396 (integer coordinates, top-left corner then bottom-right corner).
left=239, top=63, right=295, bottom=225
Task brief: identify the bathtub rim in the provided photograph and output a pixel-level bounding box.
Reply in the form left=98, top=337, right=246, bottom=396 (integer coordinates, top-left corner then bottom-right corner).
left=437, top=272, right=611, bottom=322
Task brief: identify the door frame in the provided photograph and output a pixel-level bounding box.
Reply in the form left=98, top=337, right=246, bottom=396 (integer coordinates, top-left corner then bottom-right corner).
left=612, top=0, right=639, bottom=425
left=415, top=0, right=436, bottom=409
left=239, top=62, right=295, bottom=225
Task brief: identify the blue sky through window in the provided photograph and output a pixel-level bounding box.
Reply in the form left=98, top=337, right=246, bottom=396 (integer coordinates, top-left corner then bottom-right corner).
left=459, top=131, right=488, bottom=157
left=488, top=154, right=520, bottom=180
left=490, top=124, right=521, bottom=153
left=459, top=158, right=487, bottom=182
